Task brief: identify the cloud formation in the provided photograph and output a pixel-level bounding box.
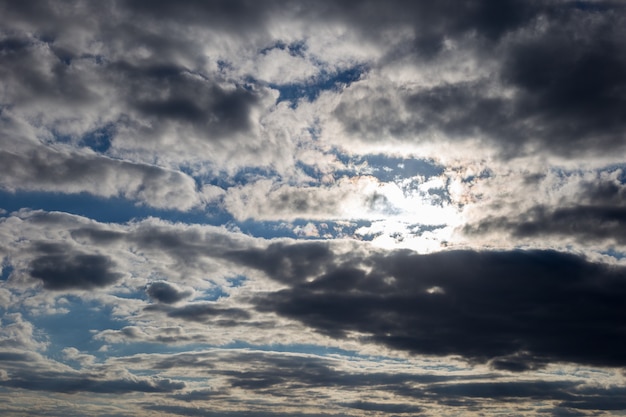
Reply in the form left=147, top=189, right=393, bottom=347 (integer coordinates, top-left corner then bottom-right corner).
left=2, top=1, right=626, bottom=416
left=243, top=243, right=626, bottom=369
left=146, top=281, right=193, bottom=304
left=29, top=242, right=122, bottom=290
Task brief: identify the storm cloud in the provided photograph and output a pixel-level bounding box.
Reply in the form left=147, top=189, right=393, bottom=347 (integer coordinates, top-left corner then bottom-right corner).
left=0, top=371, right=185, bottom=394
left=146, top=281, right=192, bottom=304
left=464, top=171, right=626, bottom=244
left=146, top=302, right=251, bottom=324
left=245, top=243, right=626, bottom=369
left=29, top=243, right=121, bottom=290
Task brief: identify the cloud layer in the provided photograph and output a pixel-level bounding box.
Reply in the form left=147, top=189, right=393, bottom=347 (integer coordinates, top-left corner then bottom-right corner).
left=2, top=1, right=626, bottom=416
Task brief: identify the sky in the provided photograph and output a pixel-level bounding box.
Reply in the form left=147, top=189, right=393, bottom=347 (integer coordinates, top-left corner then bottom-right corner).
left=1, top=0, right=626, bottom=416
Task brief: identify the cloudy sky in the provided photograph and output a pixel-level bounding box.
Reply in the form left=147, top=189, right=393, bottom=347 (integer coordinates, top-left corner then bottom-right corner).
left=1, top=1, right=626, bottom=416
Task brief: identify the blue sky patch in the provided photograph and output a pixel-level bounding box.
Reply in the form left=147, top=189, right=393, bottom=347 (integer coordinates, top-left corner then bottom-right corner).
left=79, top=124, right=115, bottom=153
left=270, top=65, right=366, bottom=105
left=28, top=297, right=128, bottom=360
left=0, top=190, right=231, bottom=225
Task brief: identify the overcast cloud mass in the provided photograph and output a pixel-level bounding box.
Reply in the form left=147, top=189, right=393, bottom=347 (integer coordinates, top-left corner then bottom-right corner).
left=1, top=1, right=626, bottom=416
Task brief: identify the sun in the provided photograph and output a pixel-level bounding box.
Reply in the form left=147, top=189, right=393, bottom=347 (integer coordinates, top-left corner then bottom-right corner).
left=338, top=173, right=462, bottom=251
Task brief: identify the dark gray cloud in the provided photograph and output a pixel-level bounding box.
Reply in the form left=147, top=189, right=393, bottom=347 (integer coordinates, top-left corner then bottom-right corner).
left=216, top=351, right=446, bottom=392
left=334, top=81, right=516, bottom=149
left=498, top=9, right=626, bottom=157
left=146, top=281, right=192, bottom=304
left=227, top=241, right=333, bottom=284
left=69, top=227, right=128, bottom=245
left=28, top=242, right=121, bottom=290
left=144, top=405, right=341, bottom=417
left=0, top=370, right=184, bottom=394
left=423, top=380, right=626, bottom=413
left=119, top=0, right=540, bottom=59
left=332, top=1, right=626, bottom=159
left=558, top=386, right=626, bottom=411
left=340, top=401, right=422, bottom=414
left=0, top=352, right=36, bottom=362
left=119, top=0, right=276, bottom=32
left=466, top=204, right=626, bottom=244
left=109, top=61, right=262, bottom=140
left=307, top=0, right=542, bottom=51
left=464, top=176, right=626, bottom=243
left=145, top=302, right=250, bottom=324
left=427, top=380, right=577, bottom=401
left=236, top=243, right=626, bottom=369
